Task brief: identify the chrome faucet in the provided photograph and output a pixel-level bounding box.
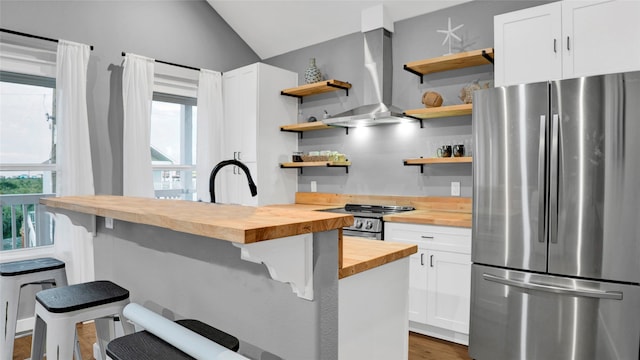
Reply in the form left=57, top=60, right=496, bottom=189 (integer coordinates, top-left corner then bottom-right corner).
left=209, top=159, right=257, bottom=203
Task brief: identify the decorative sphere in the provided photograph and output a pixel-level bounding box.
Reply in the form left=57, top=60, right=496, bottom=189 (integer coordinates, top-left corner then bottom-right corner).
left=422, top=91, right=443, bottom=108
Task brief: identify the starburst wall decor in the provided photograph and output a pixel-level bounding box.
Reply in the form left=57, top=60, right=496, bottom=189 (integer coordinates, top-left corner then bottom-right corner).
left=437, top=17, right=464, bottom=55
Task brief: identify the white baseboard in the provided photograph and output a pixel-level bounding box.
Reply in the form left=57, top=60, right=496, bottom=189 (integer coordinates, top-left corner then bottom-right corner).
left=16, top=316, right=35, bottom=335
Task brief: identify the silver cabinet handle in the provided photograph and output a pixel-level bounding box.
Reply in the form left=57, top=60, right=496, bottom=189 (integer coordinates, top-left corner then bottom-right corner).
left=566, top=36, right=570, bottom=51
left=420, top=253, right=424, bottom=266
left=553, top=38, right=557, bottom=53
left=421, top=235, right=434, bottom=239
left=482, top=273, right=623, bottom=300
left=237, top=151, right=241, bottom=160
left=430, top=254, right=434, bottom=267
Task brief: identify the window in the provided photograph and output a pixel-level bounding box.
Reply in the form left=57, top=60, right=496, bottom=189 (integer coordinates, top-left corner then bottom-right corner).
left=151, top=93, right=197, bottom=200
left=0, top=71, right=56, bottom=251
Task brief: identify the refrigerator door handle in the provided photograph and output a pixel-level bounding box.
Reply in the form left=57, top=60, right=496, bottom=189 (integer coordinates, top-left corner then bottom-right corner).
left=549, top=114, right=560, bottom=244
left=538, top=115, right=547, bottom=243
left=482, top=273, right=623, bottom=300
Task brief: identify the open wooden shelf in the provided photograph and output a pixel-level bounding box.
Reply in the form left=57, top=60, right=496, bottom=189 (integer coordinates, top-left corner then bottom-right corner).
left=404, top=48, right=494, bottom=83
left=404, top=157, right=472, bottom=165
left=281, top=161, right=351, bottom=174
left=403, top=103, right=472, bottom=120
left=404, top=157, right=472, bottom=173
left=280, top=121, right=334, bottom=132
left=281, top=79, right=352, bottom=103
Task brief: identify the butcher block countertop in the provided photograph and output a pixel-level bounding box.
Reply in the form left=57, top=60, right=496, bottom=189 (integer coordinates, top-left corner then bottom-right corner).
left=340, top=236, right=417, bottom=279
left=41, top=195, right=352, bottom=244
left=272, top=193, right=473, bottom=228
left=383, top=210, right=472, bottom=228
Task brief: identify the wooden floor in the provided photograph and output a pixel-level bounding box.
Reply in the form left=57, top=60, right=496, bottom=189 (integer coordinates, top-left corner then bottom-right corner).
left=13, top=323, right=471, bottom=360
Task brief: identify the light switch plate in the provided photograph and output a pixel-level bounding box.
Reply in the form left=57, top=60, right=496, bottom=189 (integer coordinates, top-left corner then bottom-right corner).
left=310, top=181, right=317, bottom=192
left=105, top=217, right=114, bottom=229
left=451, top=182, right=461, bottom=196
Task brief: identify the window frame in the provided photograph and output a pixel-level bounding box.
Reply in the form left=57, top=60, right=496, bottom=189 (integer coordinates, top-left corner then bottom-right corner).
left=0, top=70, right=57, bottom=252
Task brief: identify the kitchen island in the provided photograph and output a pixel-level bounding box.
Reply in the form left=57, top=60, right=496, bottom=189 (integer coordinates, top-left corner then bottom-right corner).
left=42, top=195, right=416, bottom=360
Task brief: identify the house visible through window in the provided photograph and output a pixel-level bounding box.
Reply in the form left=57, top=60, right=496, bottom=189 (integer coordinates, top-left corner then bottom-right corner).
left=0, top=71, right=56, bottom=251
left=151, top=93, right=197, bottom=200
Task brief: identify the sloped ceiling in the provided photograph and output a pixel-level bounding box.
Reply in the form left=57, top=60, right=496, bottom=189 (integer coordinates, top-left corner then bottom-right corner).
left=206, top=0, right=472, bottom=59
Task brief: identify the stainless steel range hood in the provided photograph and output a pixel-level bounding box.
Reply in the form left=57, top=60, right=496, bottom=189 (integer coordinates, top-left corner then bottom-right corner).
left=323, top=28, right=416, bottom=128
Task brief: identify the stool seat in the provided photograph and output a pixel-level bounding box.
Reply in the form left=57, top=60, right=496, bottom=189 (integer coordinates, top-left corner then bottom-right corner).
left=36, top=280, right=129, bottom=313
left=106, top=319, right=240, bottom=360
left=1, top=257, right=68, bottom=360
left=0, top=257, right=65, bottom=277
left=31, top=280, right=133, bottom=360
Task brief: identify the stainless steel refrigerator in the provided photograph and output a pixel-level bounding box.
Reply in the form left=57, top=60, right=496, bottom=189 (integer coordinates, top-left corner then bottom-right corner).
left=470, top=71, right=640, bottom=360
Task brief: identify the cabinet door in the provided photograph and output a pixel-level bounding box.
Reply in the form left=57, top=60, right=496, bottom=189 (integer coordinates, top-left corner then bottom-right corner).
left=222, top=66, right=257, bottom=162
left=494, top=2, right=562, bottom=86
left=426, top=251, right=471, bottom=334
left=408, top=248, right=428, bottom=323
left=562, top=0, right=640, bottom=78
left=385, top=224, right=428, bottom=323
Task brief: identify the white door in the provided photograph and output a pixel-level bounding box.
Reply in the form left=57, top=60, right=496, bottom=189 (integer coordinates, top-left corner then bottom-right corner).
left=426, top=250, right=471, bottom=334
left=562, top=0, right=640, bottom=78
left=494, top=2, right=562, bottom=86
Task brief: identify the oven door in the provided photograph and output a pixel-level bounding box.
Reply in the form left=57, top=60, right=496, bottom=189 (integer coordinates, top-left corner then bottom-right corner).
left=343, top=229, right=382, bottom=240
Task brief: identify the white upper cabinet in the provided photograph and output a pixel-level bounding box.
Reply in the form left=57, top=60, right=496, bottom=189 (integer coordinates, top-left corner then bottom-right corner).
left=494, top=2, right=562, bottom=86
left=495, top=0, right=640, bottom=86
left=562, top=0, right=640, bottom=78
left=220, top=63, right=298, bottom=206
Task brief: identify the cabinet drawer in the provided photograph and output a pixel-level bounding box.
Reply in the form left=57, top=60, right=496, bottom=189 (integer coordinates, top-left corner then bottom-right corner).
left=385, top=223, right=471, bottom=254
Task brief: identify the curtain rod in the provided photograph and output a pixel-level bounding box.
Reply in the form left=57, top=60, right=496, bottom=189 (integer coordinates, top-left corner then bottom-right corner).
left=121, top=52, right=200, bottom=72
left=0, top=28, right=94, bottom=50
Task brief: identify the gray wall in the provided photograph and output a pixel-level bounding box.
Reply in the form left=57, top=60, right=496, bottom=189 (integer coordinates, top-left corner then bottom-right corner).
left=94, top=219, right=339, bottom=360
left=0, top=0, right=259, bottom=196
left=265, top=1, right=550, bottom=197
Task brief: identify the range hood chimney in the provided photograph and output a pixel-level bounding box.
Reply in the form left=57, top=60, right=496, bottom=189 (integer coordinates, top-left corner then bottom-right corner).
left=324, top=17, right=415, bottom=128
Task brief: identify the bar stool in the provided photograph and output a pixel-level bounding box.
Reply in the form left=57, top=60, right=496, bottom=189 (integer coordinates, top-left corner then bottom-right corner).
left=30, top=280, right=134, bottom=360
left=0, top=257, right=68, bottom=360
left=106, top=319, right=240, bottom=360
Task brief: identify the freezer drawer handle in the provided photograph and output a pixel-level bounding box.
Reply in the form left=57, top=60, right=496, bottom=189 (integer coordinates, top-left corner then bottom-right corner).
left=482, top=273, right=623, bottom=300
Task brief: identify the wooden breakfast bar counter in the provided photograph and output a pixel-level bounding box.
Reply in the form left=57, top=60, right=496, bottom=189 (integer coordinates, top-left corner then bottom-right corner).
left=42, top=195, right=416, bottom=360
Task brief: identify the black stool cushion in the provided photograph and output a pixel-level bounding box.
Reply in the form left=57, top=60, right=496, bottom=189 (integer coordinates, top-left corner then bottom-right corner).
left=36, top=280, right=129, bottom=313
left=106, top=319, right=240, bottom=360
left=0, top=257, right=65, bottom=277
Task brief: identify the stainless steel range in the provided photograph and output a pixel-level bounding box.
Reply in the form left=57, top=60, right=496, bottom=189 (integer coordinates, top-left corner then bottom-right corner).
left=322, top=204, right=415, bottom=240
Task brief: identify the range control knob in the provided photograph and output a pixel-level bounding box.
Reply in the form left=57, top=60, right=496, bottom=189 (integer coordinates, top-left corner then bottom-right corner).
left=354, top=219, right=363, bottom=229
left=364, top=220, right=374, bottom=230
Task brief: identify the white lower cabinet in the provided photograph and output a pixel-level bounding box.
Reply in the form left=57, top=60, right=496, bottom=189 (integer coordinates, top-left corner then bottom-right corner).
left=385, top=222, right=471, bottom=345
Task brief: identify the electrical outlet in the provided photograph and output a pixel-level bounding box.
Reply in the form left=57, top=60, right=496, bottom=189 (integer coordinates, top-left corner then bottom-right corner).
left=105, top=217, right=114, bottom=229
left=451, top=182, right=461, bottom=197
left=310, top=181, right=317, bottom=193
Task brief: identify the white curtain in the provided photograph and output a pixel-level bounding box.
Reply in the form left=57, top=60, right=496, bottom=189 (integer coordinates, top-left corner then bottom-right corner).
left=54, top=40, right=95, bottom=284
left=196, top=69, right=224, bottom=202
left=122, top=54, right=155, bottom=198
